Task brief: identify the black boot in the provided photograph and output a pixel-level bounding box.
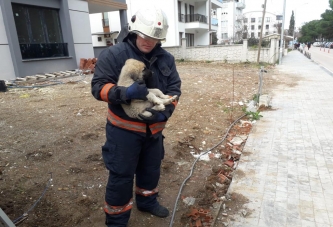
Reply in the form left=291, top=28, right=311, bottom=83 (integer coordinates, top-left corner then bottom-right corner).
left=138, top=204, right=169, bottom=218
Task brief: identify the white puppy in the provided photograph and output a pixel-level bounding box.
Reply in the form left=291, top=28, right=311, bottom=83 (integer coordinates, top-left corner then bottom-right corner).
left=117, top=59, right=178, bottom=120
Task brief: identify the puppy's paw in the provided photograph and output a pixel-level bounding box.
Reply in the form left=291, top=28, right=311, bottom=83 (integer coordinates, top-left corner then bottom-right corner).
left=154, top=104, right=165, bottom=111
left=171, top=95, right=178, bottom=101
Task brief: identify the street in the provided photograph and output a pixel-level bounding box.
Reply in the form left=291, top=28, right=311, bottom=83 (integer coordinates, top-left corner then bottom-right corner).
left=306, top=46, right=333, bottom=73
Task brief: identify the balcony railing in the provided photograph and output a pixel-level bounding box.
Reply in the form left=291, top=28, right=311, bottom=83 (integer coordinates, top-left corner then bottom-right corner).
left=19, top=43, right=69, bottom=60
left=178, top=13, right=185, bottom=22
left=102, top=18, right=109, bottom=27
left=185, top=14, right=207, bottom=23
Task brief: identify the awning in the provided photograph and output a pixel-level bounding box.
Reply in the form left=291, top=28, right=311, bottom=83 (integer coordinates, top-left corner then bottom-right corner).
left=86, top=0, right=127, bottom=14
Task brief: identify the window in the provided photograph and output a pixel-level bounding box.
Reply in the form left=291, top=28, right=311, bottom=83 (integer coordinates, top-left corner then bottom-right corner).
left=266, top=17, right=270, bottom=22
left=258, top=32, right=261, bottom=37
left=178, top=1, right=184, bottom=22
left=251, top=25, right=254, bottom=30
left=12, top=3, right=67, bottom=60
left=251, top=18, right=255, bottom=23
left=258, top=25, right=261, bottom=29
left=265, top=32, right=269, bottom=35
left=185, top=33, right=194, bottom=47
left=258, top=17, right=262, bottom=23
left=222, top=33, right=228, bottom=39
left=266, top=25, right=269, bottom=29
left=244, top=18, right=248, bottom=23
left=251, top=32, right=254, bottom=38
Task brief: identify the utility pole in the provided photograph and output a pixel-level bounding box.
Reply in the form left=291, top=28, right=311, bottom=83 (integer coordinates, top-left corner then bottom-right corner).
left=279, top=0, right=287, bottom=65
left=233, top=0, right=235, bottom=43
left=257, top=0, right=267, bottom=63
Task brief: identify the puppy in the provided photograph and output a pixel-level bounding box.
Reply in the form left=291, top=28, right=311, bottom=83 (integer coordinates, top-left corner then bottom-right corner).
left=117, top=59, right=178, bottom=119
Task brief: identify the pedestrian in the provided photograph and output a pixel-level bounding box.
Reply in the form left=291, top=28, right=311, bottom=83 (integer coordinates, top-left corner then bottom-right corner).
left=91, top=6, right=182, bottom=227
left=307, top=42, right=311, bottom=50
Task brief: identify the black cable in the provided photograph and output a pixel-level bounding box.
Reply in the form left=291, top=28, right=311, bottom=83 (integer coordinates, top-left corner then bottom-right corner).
left=169, top=114, right=247, bottom=227
left=12, top=173, right=53, bottom=225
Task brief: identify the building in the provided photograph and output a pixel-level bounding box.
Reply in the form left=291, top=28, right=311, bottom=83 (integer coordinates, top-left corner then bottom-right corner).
left=0, top=0, right=127, bottom=81
left=243, top=11, right=279, bottom=39
left=217, top=0, right=246, bottom=44
left=90, top=0, right=225, bottom=49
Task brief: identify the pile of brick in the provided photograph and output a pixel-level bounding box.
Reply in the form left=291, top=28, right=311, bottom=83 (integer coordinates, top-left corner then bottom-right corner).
left=79, top=58, right=97, bottom=73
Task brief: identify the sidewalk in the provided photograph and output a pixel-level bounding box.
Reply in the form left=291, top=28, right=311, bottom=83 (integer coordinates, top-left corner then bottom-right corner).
left=227, top=50, right=333, bottom=227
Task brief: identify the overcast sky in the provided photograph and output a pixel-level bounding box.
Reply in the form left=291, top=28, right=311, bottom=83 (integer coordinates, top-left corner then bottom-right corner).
left=244, top=0, right=331, bottom=28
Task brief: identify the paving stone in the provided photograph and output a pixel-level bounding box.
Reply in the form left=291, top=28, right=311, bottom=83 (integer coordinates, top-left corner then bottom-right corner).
left=227, top=51, right=333, bottom=226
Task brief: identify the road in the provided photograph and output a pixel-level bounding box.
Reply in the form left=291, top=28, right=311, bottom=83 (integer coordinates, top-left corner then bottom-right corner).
left=306, top=46, right=333, bottom=74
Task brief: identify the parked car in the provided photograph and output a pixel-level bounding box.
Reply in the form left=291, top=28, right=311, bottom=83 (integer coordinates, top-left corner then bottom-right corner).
left=330, top=43, right=333, bottom=49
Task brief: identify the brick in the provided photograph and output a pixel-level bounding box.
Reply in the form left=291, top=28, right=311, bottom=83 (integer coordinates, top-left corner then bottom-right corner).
left=79, top=58, right=87, bottom=69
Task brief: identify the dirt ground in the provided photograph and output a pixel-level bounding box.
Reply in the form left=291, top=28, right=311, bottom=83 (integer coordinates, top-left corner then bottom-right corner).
left=0, top=61, right=286, bottom=227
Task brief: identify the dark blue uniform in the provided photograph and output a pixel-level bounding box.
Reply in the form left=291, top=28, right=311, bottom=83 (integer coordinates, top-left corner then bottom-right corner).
left=91, top=34, right=181, bottom=226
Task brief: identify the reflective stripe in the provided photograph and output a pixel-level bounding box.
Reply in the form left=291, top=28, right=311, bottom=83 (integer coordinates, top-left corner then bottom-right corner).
left=135, top=187, right=159, bottom=196
left=104, top=199, right=133, bottom=215
left=108, top=110, right=146, bottom=133
left=100, top=83, right=115, bottom=102
left=107, top=109, right=166, bottom=134
left=149, top=122, right=166, bottom=134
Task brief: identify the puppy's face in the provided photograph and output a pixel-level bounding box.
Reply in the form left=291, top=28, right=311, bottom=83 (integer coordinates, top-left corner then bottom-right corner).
left=124, top=59, right=152, bottom=82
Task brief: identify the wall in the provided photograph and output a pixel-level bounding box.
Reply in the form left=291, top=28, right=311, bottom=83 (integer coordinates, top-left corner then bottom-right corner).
left=68, top=0, right=94, bottom=67
left=0, top=6, right=16, bottom=80
left=163, top=38, right=279, bottom=63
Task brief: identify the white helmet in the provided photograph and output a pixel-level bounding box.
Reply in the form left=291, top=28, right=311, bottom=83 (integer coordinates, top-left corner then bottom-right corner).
left=129, top=6, right=169, bottom=42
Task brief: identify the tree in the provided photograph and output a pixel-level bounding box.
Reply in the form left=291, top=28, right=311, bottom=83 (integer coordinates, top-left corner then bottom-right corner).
left=320, top=7, right=333, bottom=39
left=288, top=11, right=295, bottom=36
left=298, top=0, right=333, bottom=42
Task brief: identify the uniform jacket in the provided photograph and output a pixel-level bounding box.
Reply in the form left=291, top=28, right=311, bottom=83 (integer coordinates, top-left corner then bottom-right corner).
left=91, top=34, right=182, bottom=135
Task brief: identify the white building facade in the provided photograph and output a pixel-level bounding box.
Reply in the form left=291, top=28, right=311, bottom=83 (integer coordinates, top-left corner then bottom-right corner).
left=217, top=0, right=246, bottom=44
left=243, top=11, right=279, bottom=39
left=90, top=0, right=225, bottom=49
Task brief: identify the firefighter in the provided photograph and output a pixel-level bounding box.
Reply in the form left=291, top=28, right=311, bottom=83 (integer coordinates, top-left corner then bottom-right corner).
left=91, top=6, right=182, bottom=227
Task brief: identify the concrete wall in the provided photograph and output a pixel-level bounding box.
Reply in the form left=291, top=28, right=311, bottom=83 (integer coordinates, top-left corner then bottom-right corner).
left=0, top=6, right=16, bottom=80
left=163, top=38, right=279, bottom=63
left=68, top=0, right=94, bottom=68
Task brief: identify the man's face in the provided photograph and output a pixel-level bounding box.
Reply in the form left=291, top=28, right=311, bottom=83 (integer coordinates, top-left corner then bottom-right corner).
left=136, top=35, right=158, bottom=54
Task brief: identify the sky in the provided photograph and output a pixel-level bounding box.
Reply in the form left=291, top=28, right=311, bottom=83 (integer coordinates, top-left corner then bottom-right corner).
left=244, top=0, right=331, bottom=28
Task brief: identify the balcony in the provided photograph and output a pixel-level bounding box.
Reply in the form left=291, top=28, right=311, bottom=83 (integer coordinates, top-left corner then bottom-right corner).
left=185, top=14, right=207, bottom=23
left=178, top=13, right=185, bottom=22
left=19, top=43, right=69, bottom=60
left=236, top=2, right=245, bottom=9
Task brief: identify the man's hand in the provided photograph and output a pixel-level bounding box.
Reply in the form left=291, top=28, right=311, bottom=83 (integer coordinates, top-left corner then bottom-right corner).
left=139, top=108, right=166, bottom=124
left=125, top=81, right=148, bottom=100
